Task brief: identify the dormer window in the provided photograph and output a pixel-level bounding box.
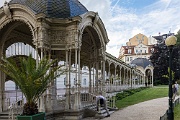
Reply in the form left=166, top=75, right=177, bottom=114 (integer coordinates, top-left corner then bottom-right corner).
left=128, top=49, right=131, bottom=54
left=151, top=48, right=154, bottom=53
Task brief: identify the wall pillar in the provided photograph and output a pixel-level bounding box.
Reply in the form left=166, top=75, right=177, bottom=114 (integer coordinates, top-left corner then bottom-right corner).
left=151, top=69, right=154, bottom=87
left=102, top=60, right=106, bottom=96
left=120, top=67, right=122, bottom=86
left=0, top=71, right=5, bottom=112
left=74, top=49, right=79, bottom=110
left=77, top=49, right=81, bottom=109
left=89, top=63, right=92, bottom=93
left=95, top=61, right=99, bottom=93
left=65, top=50, right=71, bottom=110
left=39, top=48, right=45, bottom=112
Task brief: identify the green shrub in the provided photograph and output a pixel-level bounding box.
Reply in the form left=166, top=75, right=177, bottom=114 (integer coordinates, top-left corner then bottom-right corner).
left=116, top=87, right=147, bottom=101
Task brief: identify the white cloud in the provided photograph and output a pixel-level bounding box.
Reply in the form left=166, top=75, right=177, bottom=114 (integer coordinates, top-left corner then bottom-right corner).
left=131, top=28, right=144, bottom=37
left=1, top=0, right=180, bottom=58
left=79, top=0, right=180, bottom=57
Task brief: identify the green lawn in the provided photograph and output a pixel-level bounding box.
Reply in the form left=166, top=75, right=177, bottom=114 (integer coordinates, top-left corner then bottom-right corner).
left=174, top=101, right=180, bottom=120
left=115, top=86, right=180, bottom=119
left=116, top=86, right=169, bottom=109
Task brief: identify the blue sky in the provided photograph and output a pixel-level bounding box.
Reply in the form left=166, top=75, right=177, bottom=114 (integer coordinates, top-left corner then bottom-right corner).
left=115, top=0, right=157, bottom=9
left=79, top=0, right=180, bottom=57
left=1, top=0, right=180, bottom=57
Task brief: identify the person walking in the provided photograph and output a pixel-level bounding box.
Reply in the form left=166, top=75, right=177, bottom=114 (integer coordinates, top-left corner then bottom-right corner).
left=96, top=92, right=110, bottom=117
left=172, top=81, right=178, bottom=101
left=175, top=81, right=179, bottom=96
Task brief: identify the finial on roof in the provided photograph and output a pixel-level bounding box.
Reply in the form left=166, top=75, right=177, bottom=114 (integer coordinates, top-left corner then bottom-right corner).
left=4, top=0, right=8, bottom=4
left=3, top=0, right=12, bottom=19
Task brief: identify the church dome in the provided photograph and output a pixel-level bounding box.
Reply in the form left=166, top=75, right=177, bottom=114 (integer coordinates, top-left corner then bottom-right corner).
left=9, top=0, right=88, bottom=18
left=130, top=58, right=153, bottom=69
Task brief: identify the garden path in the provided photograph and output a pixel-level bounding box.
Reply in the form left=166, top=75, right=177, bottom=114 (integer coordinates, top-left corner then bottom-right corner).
left=103, top=97, right=170, bottom=120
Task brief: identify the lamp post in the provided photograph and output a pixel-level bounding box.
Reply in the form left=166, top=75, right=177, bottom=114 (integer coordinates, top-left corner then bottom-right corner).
left=165, top=35, right=177, bottom=120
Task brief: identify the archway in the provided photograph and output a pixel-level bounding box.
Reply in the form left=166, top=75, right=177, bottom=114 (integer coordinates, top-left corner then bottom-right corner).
left=145, top=69, right=152, bottom=86
left=0, top=20, right=35, bottom=112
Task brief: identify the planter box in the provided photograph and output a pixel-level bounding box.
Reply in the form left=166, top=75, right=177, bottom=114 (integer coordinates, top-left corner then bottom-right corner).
left=17, top=112, right=45, bottom=120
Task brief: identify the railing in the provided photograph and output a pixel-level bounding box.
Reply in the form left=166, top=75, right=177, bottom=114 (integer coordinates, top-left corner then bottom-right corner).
left=54, top=95, right=66, bottom=110
left=105, top=84, right=143, bottom=93
left=80, top=92, right=117, bottom=111
left=8, top=99, right=24, bottom=120
left=4, top=98, right=11, bottom=111
left=81, top=93, right=95, bottom=108
left=106, top=93, right=116, bottom=109
left=8, top=104, right=15, bottom=120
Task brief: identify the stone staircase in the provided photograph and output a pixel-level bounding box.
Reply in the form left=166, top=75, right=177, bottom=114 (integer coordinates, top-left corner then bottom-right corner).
left=0, top=111, right=10, bottom=120
left=95, top=108, right=115, bottom=119
left=82, top=103, right=117, bottom=119
left=0, top=109, right=22, bottom=120
left=0, top=110, right=16, bottom=120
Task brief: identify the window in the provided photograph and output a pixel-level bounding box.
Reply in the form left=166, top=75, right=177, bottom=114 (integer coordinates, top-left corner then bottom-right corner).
left=163, top=35, right=166, bottom=39
left=126, top=57, right=129, bottom=61
left=74, top=78, right=76, bottom=85
left=128, top=49, right=131, bottom=54
left=130, top=57, right=133, bottom=61
left=138, top=40, right=140, bottom=44
left=83, top=78, right=86, bottom=85
left=64, top=77, right=66, bottom=85
left=151, top=48, right=154, bottom=53
left=136, top=50, right=138, bottom=53
left=83, top=66, right=86, bottom=70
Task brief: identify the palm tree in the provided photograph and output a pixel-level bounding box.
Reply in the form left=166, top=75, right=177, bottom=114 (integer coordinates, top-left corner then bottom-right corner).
left=0, top=54, right=64, bottom=115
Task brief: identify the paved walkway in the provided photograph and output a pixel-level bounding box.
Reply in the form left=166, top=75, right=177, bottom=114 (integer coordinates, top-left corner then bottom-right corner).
left=103, top=97, right=170, bottom=120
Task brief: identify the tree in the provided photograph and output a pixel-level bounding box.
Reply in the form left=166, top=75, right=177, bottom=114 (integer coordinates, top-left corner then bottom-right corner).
left=150, top=32, right=180, bottom=85
left=175, top=30, right=180, bottom=46
left=0, top=54, right=64, bottom=115
left=162, top=67, right=175, bottom=80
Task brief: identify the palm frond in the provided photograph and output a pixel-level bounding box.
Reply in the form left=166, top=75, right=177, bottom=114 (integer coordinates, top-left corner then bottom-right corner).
left=0, top=54, right=65, bottom=104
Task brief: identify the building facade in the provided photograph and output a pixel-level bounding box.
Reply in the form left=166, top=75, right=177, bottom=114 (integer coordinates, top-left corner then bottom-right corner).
left=119, top=33, right=156, bottom=64
left=119, top=33, right=155, bottom=87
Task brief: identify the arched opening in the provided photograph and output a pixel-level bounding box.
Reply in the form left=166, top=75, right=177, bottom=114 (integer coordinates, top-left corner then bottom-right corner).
left=5, top=80, right=15, bottom=91
left=6, top=42, right=39, bottom=59
left=0, top=20, right=34, bottom=111
left=145, top=69, right=152, bottom=86
left=81, top=26, right=101, bottom=66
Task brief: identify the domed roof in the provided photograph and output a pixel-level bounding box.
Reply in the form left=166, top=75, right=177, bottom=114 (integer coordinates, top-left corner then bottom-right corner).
left=130, top=58, right=153, bottom=69
left=9, top=0, right=88, bottom=18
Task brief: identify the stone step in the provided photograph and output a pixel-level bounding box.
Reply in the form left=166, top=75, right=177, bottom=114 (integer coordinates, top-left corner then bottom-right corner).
left=0, top=111, right=20, bottom=120
left=0, top=115, right=14, bottom=119
left=97, top=110, right=114, bottom=117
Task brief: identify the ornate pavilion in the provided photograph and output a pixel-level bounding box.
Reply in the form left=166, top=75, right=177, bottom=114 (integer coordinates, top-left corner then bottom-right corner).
left=0, top=0, right=149, bottom=119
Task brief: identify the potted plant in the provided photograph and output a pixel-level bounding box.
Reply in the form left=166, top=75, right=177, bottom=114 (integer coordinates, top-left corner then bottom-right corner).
left=0, top=54, right=64, bottom=120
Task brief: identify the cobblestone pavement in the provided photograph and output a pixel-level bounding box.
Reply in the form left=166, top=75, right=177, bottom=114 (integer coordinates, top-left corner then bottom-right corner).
left=103, top=97, right=169, bottom=120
